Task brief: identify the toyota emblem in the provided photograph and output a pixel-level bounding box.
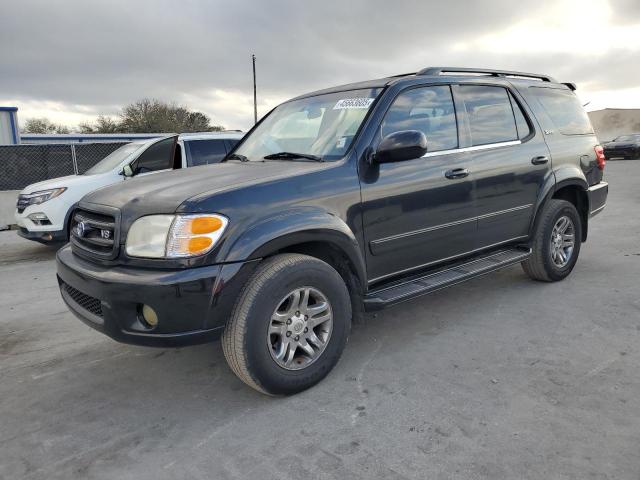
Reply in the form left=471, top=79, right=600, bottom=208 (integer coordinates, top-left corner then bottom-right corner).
left=75, top=221, right=87, bottom=237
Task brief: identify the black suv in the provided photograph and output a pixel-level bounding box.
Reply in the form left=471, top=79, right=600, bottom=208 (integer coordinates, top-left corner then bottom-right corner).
left=57, top=67, right=608, bottom=395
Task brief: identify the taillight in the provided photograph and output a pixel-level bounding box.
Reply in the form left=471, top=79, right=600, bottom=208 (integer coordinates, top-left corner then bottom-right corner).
left=595, top=145, right=606, bottom=170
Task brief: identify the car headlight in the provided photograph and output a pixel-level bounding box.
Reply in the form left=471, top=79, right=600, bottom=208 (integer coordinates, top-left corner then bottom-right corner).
left=22, top=188, right=67, bottom=206
left=125, top=214, right=228, bottom=258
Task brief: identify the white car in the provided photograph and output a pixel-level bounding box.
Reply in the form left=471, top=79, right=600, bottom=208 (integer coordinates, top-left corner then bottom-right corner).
left=15, top=131, right=243, bottom=243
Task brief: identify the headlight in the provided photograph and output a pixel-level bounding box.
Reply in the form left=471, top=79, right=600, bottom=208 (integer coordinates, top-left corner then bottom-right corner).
left=125, top=214, right=228, bottom=258
left=22, top=188, right=67, bottom=206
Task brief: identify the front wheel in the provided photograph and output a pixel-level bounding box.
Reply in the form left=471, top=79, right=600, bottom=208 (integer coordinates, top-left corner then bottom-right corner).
left=222, top=254, right=352, bottom=395
left=522, top=199, right=582, bottom=282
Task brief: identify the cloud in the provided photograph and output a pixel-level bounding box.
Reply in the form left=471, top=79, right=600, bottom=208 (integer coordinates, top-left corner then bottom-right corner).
left=1, top=0, right=639, bottom=130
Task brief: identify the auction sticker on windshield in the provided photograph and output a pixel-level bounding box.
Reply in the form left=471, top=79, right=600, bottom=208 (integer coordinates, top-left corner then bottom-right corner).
left=333, top=98, right=375, bottom=110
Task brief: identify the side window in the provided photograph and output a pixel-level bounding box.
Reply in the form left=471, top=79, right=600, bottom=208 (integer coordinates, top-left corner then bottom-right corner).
left=186, top=139, right=227, bottom=166
left=135, top=138, right=175, bottom=173
left=381, top=85, right=458, bottom=152
left=458, top=85, right=518, bottom=146
left=530, top=87, right=593, bottom=135
left=509, top=92, right=532, bottom=139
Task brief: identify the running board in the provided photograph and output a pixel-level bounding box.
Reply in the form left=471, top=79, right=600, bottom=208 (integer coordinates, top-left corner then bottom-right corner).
left=364, top=247, right=531, bottom=311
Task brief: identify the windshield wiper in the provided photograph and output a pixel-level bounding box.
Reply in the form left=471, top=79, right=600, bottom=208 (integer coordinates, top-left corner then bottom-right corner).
left=263, top=152, right=324, bottom=162
left=225, top=153, right=249, bottom=162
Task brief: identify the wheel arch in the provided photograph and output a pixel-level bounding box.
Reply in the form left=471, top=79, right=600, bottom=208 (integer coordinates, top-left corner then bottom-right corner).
left=531, top=175, right=590, bottom=243
left=64, top=202, right=79, bottom=241
left=221, top=208, right=367, bottom=298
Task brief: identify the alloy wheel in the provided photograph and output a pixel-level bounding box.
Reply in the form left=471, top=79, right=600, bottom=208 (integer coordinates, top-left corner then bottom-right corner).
left=267, top=287, right=333, bottom=370
left=550, top=215, right=575, bottom=268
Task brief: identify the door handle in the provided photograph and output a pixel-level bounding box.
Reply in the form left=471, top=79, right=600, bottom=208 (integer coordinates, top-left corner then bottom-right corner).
left=444, top=168, right=470, bottom=179
left=531, top=155, right=549, bottom=165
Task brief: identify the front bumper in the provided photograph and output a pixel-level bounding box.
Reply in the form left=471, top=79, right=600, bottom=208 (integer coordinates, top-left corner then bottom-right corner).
left=15, top=199, right=72, bottom=243
left=587, top=181, right=608, bottom=217
left=17, top=227, right=67, bottom=244
left=56, top=245, right=257, bottom=347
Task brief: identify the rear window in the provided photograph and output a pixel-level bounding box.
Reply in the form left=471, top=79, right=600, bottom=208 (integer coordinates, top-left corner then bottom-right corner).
left=531, top=87, right=593, bottom=135
left=225, top=139, right=240, bottom=151
left=458, top=85, right=518, bottom=146
left=509, top=92, right=532, bottom=139
left=186, top=139, right=227, bottom=166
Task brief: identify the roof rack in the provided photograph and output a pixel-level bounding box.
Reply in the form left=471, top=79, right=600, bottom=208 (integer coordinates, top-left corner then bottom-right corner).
left=417, top=67, right=556, bottom=83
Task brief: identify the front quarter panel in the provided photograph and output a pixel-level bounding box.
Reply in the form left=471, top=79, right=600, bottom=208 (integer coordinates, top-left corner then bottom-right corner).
left=223, top=207, right=366, bottom=284
left=176, top=158, right=366, bottom=284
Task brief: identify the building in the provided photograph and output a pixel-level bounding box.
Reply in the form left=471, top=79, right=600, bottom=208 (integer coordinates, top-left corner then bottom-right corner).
left=0, top=107, right=20, bottom=145
left=588, top=108, right=640, bottom=142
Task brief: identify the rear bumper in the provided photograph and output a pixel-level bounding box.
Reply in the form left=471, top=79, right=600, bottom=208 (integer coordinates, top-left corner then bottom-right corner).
left=56, top=245, right=257, bottom=347
left=587, top=181, right=608, bottom=217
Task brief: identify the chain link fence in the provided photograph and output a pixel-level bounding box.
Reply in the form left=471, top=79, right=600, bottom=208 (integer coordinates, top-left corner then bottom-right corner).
left=0, top=143, right=128, bottom=191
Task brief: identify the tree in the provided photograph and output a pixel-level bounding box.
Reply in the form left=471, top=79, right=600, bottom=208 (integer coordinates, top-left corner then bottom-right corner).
left=80, top=99, right=224, bottom=133
left=79, top=115, right=121, bottom=134
left=118, top=98, right=223, bottom=133
left=22, top=117, right=70, bottom=134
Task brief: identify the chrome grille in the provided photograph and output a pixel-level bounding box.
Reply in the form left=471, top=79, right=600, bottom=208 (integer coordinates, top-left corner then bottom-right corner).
left=70, top=208, right=119, bottom=259
left=60, top=282, right=103, bottom=317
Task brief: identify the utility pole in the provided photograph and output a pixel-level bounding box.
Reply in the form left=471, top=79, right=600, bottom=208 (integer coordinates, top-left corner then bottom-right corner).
left=252, top=54, right=257, bottom=125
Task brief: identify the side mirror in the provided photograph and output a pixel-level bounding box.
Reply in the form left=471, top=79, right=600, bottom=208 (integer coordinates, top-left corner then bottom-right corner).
left=122, top=164, right=134, bottom=177
left=374, top=130, right=428, bottom=164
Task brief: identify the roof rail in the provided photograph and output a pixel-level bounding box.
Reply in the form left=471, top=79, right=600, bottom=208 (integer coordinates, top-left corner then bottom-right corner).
left=417, top=67, right=556, bottom=83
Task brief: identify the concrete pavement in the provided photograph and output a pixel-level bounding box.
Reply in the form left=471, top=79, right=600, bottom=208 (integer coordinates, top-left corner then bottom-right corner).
left=1, top=161, right=639, bottom=479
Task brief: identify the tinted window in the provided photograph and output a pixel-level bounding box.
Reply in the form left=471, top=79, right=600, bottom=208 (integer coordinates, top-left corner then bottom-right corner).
left=459, top=86, right=518, bottom=146
left=186, top=139, right=227, bottom=166
left=382, top=85, right=458, bottom=152
left=135, top=138, right=175, bottom=173
left=225, top=139, right=240, bottom=151
left=531, top=87, right=593, bottom=135
left=510, top=92, right=532, bottom=139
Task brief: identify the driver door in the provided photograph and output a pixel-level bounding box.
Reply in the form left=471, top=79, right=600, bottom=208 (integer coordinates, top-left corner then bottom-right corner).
left=360, top=85, right=476, bottom=283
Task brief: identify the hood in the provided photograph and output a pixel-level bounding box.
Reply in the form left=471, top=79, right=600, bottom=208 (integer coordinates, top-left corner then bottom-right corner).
left=80, top=161, right=330, bottom=214
left=21, top=173, right=112, bottom=194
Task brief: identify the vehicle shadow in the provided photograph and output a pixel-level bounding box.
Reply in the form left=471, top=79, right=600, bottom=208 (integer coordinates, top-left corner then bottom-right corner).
left=0, top=232, right=63, bottom=266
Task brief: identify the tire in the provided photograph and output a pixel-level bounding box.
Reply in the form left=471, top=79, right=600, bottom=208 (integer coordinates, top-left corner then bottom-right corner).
left=222, top=253, right=352, bottom=395
left=522, top=199, right=582, bottom=282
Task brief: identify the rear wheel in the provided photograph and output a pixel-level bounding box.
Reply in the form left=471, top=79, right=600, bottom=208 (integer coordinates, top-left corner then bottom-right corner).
left=222, top=254, right=351, bottom=395
left=522, top=199, right=582, bottom=282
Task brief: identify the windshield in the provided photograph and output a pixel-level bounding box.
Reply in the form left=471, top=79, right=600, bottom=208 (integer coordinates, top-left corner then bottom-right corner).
left=613, top=134, right=639, bottom=142
left=84, top=142, right=147, bottom=175
left=234, top=88, right=382, bottom=161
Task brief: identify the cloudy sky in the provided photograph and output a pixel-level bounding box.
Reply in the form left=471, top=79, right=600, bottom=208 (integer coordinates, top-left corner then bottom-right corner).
left=1, top=0, right=639, bottom=131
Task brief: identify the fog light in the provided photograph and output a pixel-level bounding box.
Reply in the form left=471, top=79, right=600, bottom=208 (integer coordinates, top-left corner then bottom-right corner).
left=141, top=304, right=158, bottom=327
left=28, top=212, right=50, bottom=225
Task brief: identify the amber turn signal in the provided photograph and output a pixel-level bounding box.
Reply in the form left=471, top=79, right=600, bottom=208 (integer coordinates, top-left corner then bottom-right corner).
left=188, top=236, right=213, bottom=253
left=191, top=216, right=224, bottom=234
